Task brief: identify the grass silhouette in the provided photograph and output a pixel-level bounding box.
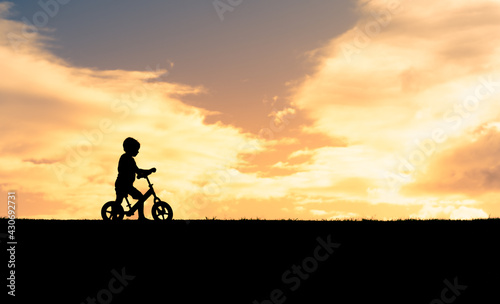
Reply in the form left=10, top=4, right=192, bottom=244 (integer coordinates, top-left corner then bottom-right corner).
left=2, top=218, right=498, bottom=303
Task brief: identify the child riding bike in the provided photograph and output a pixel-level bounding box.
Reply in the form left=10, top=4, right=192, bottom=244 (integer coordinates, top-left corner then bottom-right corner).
left=115, top=137, right=156, bottom=221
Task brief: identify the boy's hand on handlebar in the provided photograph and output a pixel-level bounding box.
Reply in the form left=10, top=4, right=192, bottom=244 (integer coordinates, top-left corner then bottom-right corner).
left=150, top=168, right=156, bottom=173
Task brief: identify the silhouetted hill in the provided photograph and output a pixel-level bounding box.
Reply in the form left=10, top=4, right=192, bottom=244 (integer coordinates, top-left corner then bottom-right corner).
left=2, top=219, right=499, bottom=303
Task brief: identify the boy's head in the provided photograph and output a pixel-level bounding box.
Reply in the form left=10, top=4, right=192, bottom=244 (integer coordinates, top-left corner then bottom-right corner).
left=123, top=137, right=140, bottom=156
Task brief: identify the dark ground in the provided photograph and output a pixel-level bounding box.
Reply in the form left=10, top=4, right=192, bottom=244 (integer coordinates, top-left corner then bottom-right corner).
left=1, top=219, right=499, bottom=303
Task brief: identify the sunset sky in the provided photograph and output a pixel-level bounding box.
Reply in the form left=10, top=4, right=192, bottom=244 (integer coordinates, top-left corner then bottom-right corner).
left=1, top=0, right=500, bottom=220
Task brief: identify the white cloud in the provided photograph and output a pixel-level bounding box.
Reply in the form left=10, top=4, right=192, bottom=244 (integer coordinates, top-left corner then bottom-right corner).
left=310, top=209, right=327, bottom=216
left=283, top=0, right=500, bottom=218
left=410, top=200, right=488, bottom=220
left=450, top=206, right=489, bottom=220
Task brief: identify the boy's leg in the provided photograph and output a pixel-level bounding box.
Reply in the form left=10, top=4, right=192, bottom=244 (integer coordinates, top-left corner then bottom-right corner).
left=115, top=193, right=133, bottom=217
left=129, top=187, right=147, bottom=219
left=115, top=183, right=126, bottom=205
left=115, top=194, right=125, bottom=205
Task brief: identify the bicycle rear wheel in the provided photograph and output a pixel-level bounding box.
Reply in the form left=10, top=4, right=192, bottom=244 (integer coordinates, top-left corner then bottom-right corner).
left=101, top=201, right=125, bottom=221
left=151, top=201, right=173, bottom=221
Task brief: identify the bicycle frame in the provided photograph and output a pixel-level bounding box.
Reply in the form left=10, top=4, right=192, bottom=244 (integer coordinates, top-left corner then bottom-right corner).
left=123, top=176, right=158, bottom=215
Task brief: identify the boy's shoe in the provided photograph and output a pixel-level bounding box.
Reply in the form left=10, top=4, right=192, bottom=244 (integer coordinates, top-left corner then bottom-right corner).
left=125, top=210, right=135, bottom=216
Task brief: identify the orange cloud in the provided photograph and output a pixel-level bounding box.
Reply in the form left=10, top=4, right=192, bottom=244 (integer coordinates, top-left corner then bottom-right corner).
left=283, top=0, right=500, bottom=218
left=402, top=124, right=500, bottom=196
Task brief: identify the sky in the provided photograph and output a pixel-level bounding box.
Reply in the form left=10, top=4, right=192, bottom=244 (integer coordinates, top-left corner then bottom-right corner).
left=1, top=0, right=500, bottom=220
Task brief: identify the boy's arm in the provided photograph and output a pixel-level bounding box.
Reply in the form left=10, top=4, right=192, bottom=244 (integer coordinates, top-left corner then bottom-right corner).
left=132, top=157, right=155, bottom=176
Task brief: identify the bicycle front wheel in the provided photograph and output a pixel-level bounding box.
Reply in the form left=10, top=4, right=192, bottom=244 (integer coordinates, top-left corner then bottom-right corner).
left=101, top=201, right=125, bottom=221
left=151, top=201, right=173, bottom=221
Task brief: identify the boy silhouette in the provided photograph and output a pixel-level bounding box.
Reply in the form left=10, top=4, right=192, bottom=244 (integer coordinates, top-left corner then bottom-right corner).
left=115, top=137, right=156, bottom=220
